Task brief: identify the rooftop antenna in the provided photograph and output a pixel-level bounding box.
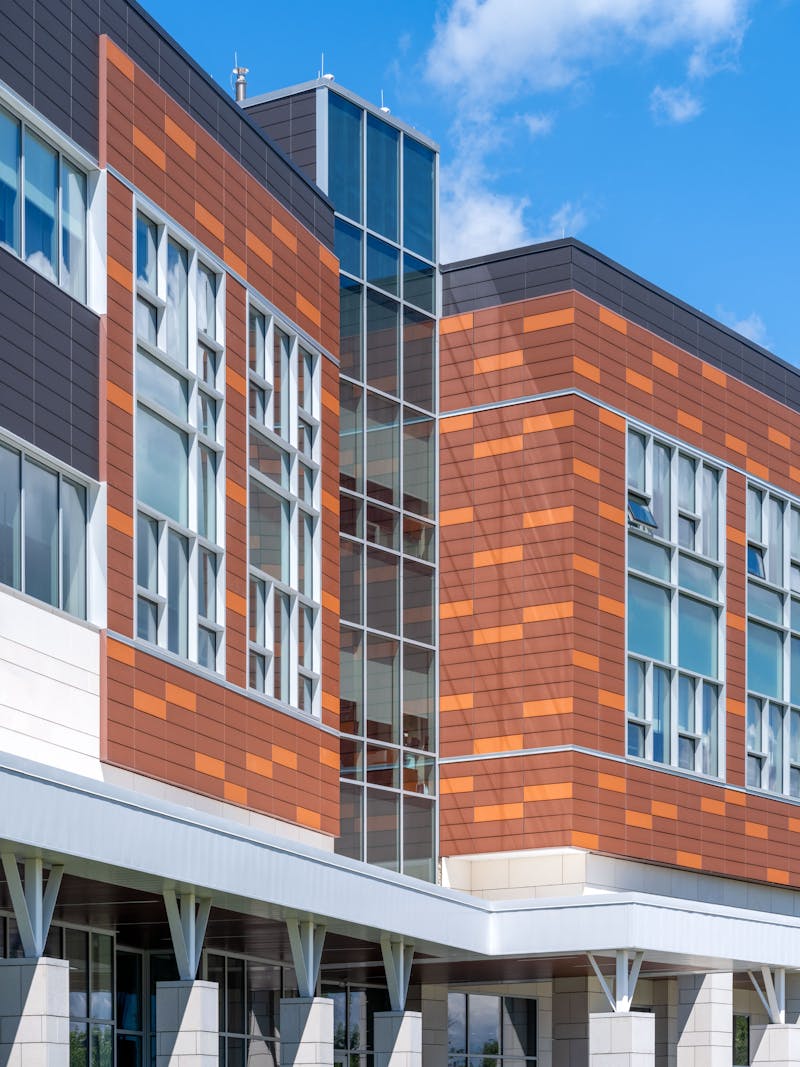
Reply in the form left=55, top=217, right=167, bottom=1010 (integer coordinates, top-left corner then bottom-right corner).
left=232, top=52, right=248, bottom=103
left=319, top=52, right=335, bottom=82
left=379, top=90, right=390, bottom=115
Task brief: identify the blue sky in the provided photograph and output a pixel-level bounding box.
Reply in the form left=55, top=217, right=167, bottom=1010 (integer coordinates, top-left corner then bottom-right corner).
left=144, top=0, right=799, bottom=365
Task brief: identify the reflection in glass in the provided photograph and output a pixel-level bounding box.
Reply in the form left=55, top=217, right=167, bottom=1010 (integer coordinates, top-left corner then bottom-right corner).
left=367, top=114, right=398, bottom=240
left=628, top=577, right=669, bottom=662
left=167, top=529, right=188, bottom=657
left=250, top=480, right=287, bottom=582
left=249, top=308, right=266, bottom=378
left=340, top=539, right=363, bottom=624
left=340, top=277, right=363, bottom=380
left=340, top=626, right=363, bottom=735
left=366, top=742, right=399, bottom=787
left=403, top=645, right=434, bottom=752
left=335, top=217, right=362, bottom=278
left=62, top=479, right=87, bottom=619
left=403, top=516, right=435, bottom=562
left=403, top=412, right=435, bottom=517
left=340, top=381, right=363, bottom=493
left=366, top=633, right=399, bottom=742
left=366, top=290, right=399, bottom=394
left=367, top=548, right=399, bottom=635
left=366, top=235, right=399, bottom=295
left=136, top=406, right=188, bottom=525
left=66, top=928, right=88, bottom=1018
left=366, top=502, right=398, bottom=550
left=403, top=254, right=435, bottom=315
left=748, top=620, right=783, bottom=699
left=136, top=213, right=157, bottom=288
left=403, top=137, right=435, bottom=260
left=335, top=781, right=362, bottom=860
left=136, top=349, right=188, bottom=419
left=366, top=394, right=399, bottom=505
left=90, top=934, right=113, bottom=1020
left=329, top=93, right=362, bottom=223
left=366, top=787, right=399, bottom=870
left=678, top=595, right=717, bottom=678
left=61, top=160, right=86, bottom=301
left=197, top=263, right=216, bottom=338
left=404, top=560, right=434, bottom=645
left=0, top=108, right=20, bottom=252
left=403, top=309, right=435, bottom=412
left=0, top=443, right=21, bottom=589
left=24, top=459, right=58, bottom=607
left=166, top=239, right=188, bottom=364
left=403, top=795, right=435, bottom=881
left=24, top=130, right=57, bottom=281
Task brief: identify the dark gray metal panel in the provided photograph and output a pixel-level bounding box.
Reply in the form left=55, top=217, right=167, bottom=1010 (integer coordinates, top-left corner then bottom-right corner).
left=245, top=90, right=318, bottom=186
left=5, top=0, right=332, bottom=246
left=442, top=237, right=800, bottom=416
left=0, top=250, right=99, bottom=478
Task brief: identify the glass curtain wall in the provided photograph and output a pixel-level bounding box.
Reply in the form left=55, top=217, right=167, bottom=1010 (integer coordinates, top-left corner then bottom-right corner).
left=329, top=90, right=438, bottom=880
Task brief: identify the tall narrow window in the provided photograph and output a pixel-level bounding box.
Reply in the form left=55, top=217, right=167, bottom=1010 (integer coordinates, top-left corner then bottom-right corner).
left=247, top=303, right=322, bottom=714
left=626, top=427, right=724, bottom=776
left=134, top=209, right=225, bottom=670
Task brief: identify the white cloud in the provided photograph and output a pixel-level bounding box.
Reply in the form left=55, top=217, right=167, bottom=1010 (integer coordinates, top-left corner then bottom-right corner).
left=717, top=307, right=770, bottom=348
left=650, top=85, right=703, bottom=123
left=426, top=0, right=749, bottom=101
left=522, top=113, right=554, bottom=139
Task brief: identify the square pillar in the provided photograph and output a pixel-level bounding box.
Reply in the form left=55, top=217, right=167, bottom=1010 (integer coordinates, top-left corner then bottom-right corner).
left=590, top=1011, right=655, bottom=1066
left=374, top=1011, right=422, bottom=1067
left=279, top=997, right=334, bottom=1067
left=676, top=972, right=732, bottom=1067
left=156, top=980, right=218, bottom=1067
left=0, top=957, right=69, bottom=1067
left=751, top=1023, right=800, bottom=1066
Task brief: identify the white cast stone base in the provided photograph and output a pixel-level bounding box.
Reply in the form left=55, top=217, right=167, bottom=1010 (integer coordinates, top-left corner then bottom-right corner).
left=589, top=1011, right=655, bottom=1067
left=279, top=997, right=334, bottom=1067
left=751, top=1023, right=800, bottom=1066
left=156, top=980, right=218, bottom=1067
left=0, top=957, right=69, bottom=1067
left=374, top=1011, right=422, bottom=1067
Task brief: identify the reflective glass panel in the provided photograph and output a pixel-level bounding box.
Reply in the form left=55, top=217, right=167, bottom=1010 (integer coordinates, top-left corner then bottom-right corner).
left=627, top=431, right=646, bottom=491
left=404, top=559, right=434, bottom=645
left=62, top=479, right=87, bottom=619
left=366, top=502, right=399, bottom=549
left=747, top=485, right=763, bottom=539
left=340, top=538, right=363, bottom=624
left=403, top=137, right=434, bottom=260
left=24, top=459, right=58, bottom=607
left=249, top=308, right=266, bottom=378
left=197, top=263, right=216, bottom=338
left=628, top=534, right=670, bottom=581
left=90, top=934, right=113, bottom=1020
left=403, top=254, right=435, bottom=315
left=701, top=466, right=719, bottom=559
left=367, top=114, right=398, bottom=240
left=250, top=433, right=289, bottom=489
left=366, top=394, right=399, bottom=505
left=679, top=555, right=718, bottom=599
left=136, top=349, right=188, bottom=419
left=653, top=665, right=671, bottom=764
left=749, top=582, right=783, bottom=624
left=748, top=620, right=783, bottom=699
left=24, top=130, right=57, bottom=281
left=403, top=412, right=434, bottom=517
left=61, top=160, right=86, bottom=301
left=366, top=633, right=399, bottom=742
left=136, top=406, right=188, bottom=525
left=0, top=443, right=21, bottom=589
left=197, top=445, right=217, bottom=541
left=329, top=93, right=362, bottom=222
left=367, top=742, right=399, bottom=787
left=366, top=787, right=399, bottom=870
left=628, top=577, right=669, bottom=663
left=335, top=217, right=362, bottom=278
left=403, top=645, right=434, bottom=752
left=366, top=235, right=399, bottom=295
left=367, top=547, right=399, bottom=634
left=136, top=214, right=157, bottom=288
left=366, top=290, right=399, bottom=393
left=403, top=309, right=435, bottom=412
left=340, top=626, right=363, bottom=734
left=652, top=442, right=671, bottom=539
left=0, top=107, right=20, bottom=253
left=679, top=595, right=717, bottom=678
left=468, top=995, right=500, bottom=1058
left=249, top=480, right=287, bottom=582
left=167, top=529, right=188, bottom=656
left=166, top=240, right=188, bottom=364
left=335, top=781, right=363, bottom=860
left=403, top=795, right=435, bottom=881
left=340, top=277, right=363, bottom=380
left=403, top=516, right=434, bottom=562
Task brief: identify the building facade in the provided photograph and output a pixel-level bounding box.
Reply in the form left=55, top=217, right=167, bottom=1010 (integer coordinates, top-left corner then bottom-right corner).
left=4, top=3, right=800, bottom=1067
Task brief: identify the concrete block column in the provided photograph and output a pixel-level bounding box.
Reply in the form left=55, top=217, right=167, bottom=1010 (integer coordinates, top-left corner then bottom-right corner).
left=156, top=980, right=218, bottom=1067
left=279, top=997, right=334, bottom=1067
left=589, top=1011, right=655, bottom=1066
left=374, top=1011, right=422, bottom=1067
left=676, top=972, right=732, bottom=1067
left=0, top=957, right=69, bottom=1067
left=751, top=1023, right=800, bottom=1066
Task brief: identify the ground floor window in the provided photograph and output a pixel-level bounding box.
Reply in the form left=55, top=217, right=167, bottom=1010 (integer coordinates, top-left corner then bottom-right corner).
left=733, top=1015, right=750, bottom=1065
left=322, top=982, right=391, bottom=1067
left=448, top=993, right=537, bottom=1067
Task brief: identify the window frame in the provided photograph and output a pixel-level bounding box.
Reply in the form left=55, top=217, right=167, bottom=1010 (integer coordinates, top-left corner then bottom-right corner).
left=247, top=298, right=323, bottom=717
left=746, top=481, right=800, bottom=797
left=626, top=423, right=726, bottom=779
left=133, top=204, right=226, bottom=673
